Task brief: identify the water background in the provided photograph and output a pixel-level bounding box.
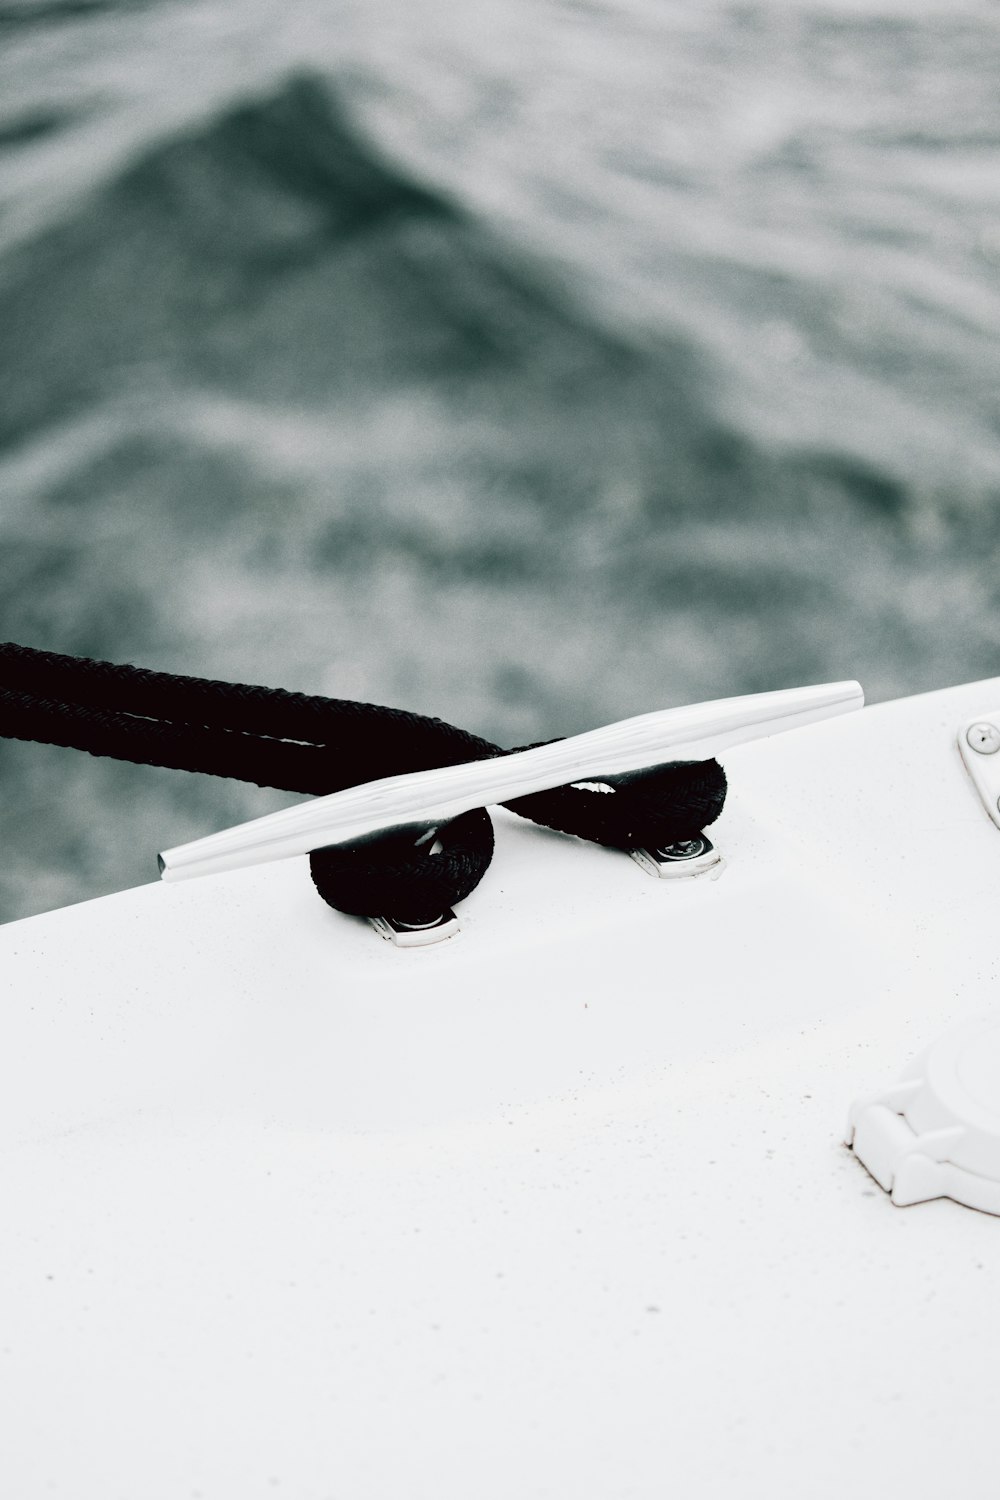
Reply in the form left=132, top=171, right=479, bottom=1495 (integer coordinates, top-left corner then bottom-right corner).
left=2, top=0, right=999, bottom=920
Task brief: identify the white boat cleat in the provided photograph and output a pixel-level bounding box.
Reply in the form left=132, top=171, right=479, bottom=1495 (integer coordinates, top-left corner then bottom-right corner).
left=157, top=680, right=863, bottom=881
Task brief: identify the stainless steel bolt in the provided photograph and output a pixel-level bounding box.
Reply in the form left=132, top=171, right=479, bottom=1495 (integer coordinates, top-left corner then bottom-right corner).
left=967, top=722, right=1000, bottom=755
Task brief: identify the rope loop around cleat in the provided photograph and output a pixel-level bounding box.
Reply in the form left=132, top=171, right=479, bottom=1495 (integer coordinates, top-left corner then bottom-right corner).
left=0, top=642, right=727, bottom=920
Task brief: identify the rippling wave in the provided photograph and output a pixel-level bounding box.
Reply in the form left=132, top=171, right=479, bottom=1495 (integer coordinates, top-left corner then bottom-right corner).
left=1, top=5, right=999, bottom=919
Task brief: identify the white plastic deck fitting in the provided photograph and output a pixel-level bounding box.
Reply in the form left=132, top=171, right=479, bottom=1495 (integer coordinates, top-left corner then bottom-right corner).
left=958, top=710, right=1000, bottom=829
left=158, top=680, right=863, bottom=881
left=846, top=1015, right=1000, bottom=1214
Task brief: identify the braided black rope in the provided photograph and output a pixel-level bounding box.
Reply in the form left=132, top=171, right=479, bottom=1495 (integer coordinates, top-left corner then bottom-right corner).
left=0, top=643, right=726, bottom=921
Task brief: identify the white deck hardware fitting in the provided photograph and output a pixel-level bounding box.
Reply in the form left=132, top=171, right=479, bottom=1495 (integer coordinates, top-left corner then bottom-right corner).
left=958, top=710, right=1000, bottom=829
left=628, top=833, right=723, bottom=879
left=847, top=1014, right=1000, bottom=1214
left=158, top=680, right=863, bottom=880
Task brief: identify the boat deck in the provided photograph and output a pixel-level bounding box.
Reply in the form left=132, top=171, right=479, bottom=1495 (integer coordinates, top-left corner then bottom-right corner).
left=3, top=678, right=999, bottom=1497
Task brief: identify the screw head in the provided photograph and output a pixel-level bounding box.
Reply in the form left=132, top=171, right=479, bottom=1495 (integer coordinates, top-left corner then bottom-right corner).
left=967, top=722, right=1000, bottom=755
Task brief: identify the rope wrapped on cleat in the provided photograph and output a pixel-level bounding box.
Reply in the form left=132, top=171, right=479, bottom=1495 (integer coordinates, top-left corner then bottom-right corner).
left=0, top=642, right=726, bottom=921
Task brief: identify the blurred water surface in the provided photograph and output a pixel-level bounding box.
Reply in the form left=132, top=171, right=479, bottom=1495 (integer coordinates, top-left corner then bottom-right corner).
left=1, top=0, right=999, bottom=919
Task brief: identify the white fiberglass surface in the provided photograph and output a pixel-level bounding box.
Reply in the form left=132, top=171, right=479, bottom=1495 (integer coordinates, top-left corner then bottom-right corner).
left=2, top=678, right=1000, bottom=1498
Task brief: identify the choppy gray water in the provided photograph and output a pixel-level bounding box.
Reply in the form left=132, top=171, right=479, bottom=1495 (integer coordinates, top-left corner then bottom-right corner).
left=1, top=0, right=999, bottom=920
